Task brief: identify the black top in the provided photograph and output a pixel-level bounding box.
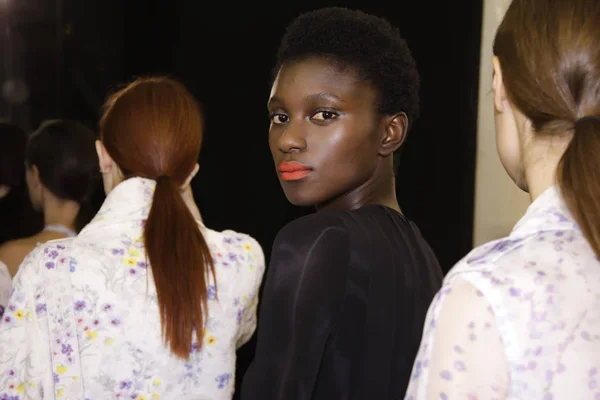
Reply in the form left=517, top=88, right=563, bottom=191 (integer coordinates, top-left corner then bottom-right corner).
left=241, top=205, right=443, bottom=400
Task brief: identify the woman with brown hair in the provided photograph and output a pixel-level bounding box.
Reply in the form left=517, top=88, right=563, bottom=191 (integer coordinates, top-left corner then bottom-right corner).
left=405, top=1, right=600, bottom=398
left=0, top=76, right=265, bottom=399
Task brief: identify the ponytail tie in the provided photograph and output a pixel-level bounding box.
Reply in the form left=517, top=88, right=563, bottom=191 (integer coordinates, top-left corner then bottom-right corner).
left=574, top=115, right=600, bottom=128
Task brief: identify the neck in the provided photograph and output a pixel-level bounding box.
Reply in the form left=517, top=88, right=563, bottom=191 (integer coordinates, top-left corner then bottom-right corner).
left=524, top=144, right=566, bottom=203
left=316, top=160, right=401, bottom=213
left=42, top=191, right=80, bottom=231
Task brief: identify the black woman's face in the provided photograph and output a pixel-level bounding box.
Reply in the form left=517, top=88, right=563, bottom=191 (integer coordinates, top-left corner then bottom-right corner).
left=268, top=57, right=383, bottom=207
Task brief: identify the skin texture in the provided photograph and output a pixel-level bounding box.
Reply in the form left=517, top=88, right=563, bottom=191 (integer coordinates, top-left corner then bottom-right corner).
left=268, top=57, right=407, bottom=212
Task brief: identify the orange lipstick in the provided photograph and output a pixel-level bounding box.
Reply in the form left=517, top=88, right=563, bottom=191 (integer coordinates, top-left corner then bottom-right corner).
left=278, top=161, right=312, bottom=181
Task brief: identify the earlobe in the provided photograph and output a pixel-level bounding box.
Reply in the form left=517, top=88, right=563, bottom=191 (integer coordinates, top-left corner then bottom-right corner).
left=379, top=113, right=408, bottom=157
left=95, top=140, right=112, bottom=173
left=182, top=163, right=199, bottom=188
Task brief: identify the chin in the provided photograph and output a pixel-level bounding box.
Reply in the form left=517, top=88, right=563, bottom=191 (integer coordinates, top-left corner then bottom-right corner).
left=281, top=188, right=318, bottom=207
left=284, top=194, right=315, bottom=207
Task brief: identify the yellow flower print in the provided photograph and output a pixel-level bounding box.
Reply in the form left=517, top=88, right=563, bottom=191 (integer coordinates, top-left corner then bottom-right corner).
left=28, top=381, right=36, bottom=389
left=152, top=394, right=160, bottom=400
left=16, top=383, right=24, bottom=393
left=26, top=310, right=32, bottom=320
left=124, top=257, right=137, bottom=267
left=57, top=388, right=65, bottom=398
left=128, top=249, right=141, bottom=257
left=56, top=364, right=68, bottom=374
left=206, top=335, right=217, bottom=346
left=14, top=310, right=24, bottom=320
left=242, top=243, right=252, bottom=251
left=137, top=396, right=147, bottom=400
left=153, top=378, right=161, bottom=386
left=86, top=331, right=97, bottom=340
left=105, top=337, right=115, bottom=346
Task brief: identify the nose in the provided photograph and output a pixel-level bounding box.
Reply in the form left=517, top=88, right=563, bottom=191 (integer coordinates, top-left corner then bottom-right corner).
left=276, top=121, right=307, bottom=153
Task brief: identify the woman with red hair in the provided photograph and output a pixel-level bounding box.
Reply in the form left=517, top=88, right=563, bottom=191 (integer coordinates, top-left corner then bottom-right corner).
left=0, top=76, right=265, bottom=400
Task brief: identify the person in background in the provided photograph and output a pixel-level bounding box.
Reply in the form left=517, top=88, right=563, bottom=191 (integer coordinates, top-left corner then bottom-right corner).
left=0, top=121, right=42, bottom=247
left=0, top=121, right=43, bottom=317
left=241, top=7, right=443, bottom=399
left=405, top=0, right=600, bottom=398
left=0, top=119, right=100, bottom=279
left=0, top=76, right=265, bottom=400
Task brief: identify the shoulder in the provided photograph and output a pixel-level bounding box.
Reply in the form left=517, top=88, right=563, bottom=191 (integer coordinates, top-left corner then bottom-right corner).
left=274, top=211, right=350, bottom=248
left=201, top=225, right=265, bottom=286
left=269, top=212, right=351, bottom=283
left=204, top=225, right=264, bottom=261
left=0, top=237, right=39, bottom=276
left=453, top=227, right=588, bottom=278
left=445, top=228, right=596, bottom=312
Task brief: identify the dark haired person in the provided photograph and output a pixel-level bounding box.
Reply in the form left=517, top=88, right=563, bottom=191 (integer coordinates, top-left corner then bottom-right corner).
left=406, top=1, right=600, bottom=398
left=0, top=121, right=42, bottom=248
left=0, top=77, right=265, bottom=399
left=0, top=120, right=100, bottom=277
left=0, top=119, right=98, bottom=318
left=241, top=7, right=443, bottom=399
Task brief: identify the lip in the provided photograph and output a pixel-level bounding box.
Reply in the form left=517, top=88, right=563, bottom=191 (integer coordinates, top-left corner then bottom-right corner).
left=278, top=161, right=312, bottom=181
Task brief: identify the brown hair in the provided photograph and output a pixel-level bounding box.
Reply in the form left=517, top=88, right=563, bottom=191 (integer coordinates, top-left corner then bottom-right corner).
left=99, top=76, right=215, bottom=358
left=494, top=0, right=600, bottom=257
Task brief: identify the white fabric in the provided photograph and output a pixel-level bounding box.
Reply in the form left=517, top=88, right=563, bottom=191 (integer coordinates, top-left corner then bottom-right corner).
left=405, top=186, right=600, bottom=399
left=0, top=177, right=265, bottom=399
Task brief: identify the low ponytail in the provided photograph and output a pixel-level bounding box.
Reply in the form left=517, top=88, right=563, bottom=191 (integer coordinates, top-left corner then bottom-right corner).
left=144, top=175, right=215, bottom=359
left=558, top=116, right=600, bottom=258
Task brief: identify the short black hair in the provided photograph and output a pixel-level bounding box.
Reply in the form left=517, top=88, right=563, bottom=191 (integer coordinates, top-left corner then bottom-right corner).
left=26, top=119, right=100, bottom=231
left=272, top=7, right=420, bottom=170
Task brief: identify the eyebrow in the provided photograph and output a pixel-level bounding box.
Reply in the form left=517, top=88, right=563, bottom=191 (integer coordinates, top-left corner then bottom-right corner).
left=267, top=92, right=346, bottom=108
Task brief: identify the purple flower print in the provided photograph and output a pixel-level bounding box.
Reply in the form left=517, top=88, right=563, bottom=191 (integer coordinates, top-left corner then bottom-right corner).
left=120, top=380, right=132, bottom=390
left=208, top=285, right=216, bottom=300
left=215, top=373, right=231, bottom=389
left=62, top=344, right=73, bottom=356
left=440, top=370, right=452, bottom=381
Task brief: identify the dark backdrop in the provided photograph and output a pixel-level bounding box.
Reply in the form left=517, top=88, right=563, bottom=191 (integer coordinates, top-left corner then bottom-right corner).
left=13, top=0, right=483, bottom=396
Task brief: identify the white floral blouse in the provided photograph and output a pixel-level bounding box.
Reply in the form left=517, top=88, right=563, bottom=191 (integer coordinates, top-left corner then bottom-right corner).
left=404, top=186, right=600, bottom=399
left=0, top=177, right=265, bottom=400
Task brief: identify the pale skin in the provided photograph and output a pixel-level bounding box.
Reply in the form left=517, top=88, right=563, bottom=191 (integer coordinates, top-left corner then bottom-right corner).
left=492, top=56, right=572, bottom=202
left=95, top=140, right=203, bottom=222
left=0, top=165, right=80, bottom=277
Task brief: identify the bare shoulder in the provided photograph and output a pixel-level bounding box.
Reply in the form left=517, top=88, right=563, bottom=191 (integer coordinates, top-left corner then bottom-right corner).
left=0, top=237, right=38, bottom=276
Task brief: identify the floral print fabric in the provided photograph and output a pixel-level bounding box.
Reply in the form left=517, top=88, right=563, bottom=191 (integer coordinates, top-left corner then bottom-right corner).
left=0, top=177, right=265, bottom=400
left=405, top=186, right=600, bottom=399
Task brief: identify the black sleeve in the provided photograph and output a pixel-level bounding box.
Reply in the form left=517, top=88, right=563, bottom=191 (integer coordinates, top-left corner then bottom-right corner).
left=241, top=213, right=350, bottom=400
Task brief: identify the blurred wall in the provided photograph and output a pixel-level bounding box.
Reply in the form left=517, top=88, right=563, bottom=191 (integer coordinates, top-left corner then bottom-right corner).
left=473, top=0, right=529, bottom=247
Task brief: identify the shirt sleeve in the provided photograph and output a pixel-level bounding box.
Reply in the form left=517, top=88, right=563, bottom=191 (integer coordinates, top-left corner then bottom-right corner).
left=241, top=213, right=350, bottom=400
left=236, top=236, right=266, bottom=348
left=0, top=246, right=52, bottom=399
left=405, top=276, right=509, bottom=400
